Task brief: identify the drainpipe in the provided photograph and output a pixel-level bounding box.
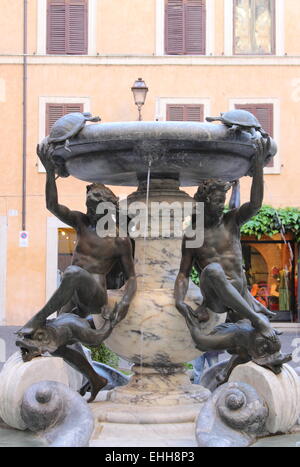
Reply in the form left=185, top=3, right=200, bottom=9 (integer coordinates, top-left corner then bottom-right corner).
left=22, top=0, right=28, bottom=231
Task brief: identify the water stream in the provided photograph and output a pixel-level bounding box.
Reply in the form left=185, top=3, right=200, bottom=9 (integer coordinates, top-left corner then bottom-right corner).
left=139, top=161, right=152, bottom=375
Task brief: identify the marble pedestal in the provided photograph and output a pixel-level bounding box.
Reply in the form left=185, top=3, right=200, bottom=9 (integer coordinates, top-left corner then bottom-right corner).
left=90, top=372, right=210, bottom=447
left=91, top=179, right=223, bottom=446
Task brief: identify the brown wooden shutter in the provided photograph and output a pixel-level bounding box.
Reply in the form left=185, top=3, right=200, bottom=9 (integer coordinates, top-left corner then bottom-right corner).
left=165, top=0, right=206, bottom=55
left=47, top=1, right=66, bottom=54
left=46, top=103, right=83, bottom=135
left=67, top=0, right=88, bottom=54
left=165, top=0, right=184, bottom=54
left=235, top=103, right=274, bottom=167
left=166, top=104, right=204, bottom=121
left=185, top=0, right=206, bottom=54
left=47, top=0, right=88, bottom=55
left=64, top=103, right=84, bottom=114
left=167, top=105, right=185, bottom=121
left=185, top=104, right=204, bottom=121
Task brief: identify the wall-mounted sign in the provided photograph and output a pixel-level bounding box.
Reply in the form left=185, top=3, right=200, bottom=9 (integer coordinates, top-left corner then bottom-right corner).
left=19, top=230, right=29, bottom=247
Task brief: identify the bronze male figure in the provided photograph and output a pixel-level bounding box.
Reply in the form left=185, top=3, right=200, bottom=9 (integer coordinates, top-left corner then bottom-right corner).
left=20, top=146, right=136, bottom=335
left=17, top=146, right=137, bottom=401
left=175, top=139, right=281, bottom=372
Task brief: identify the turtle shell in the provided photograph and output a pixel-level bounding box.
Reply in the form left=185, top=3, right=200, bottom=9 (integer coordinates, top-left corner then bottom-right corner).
left=48, top=112, right=92, bottom=143
left=221, top=109, right=262, bottom=128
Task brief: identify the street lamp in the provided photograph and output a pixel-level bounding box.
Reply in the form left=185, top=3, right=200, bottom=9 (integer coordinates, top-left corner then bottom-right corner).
left=131, top=78, right=148, bottom=121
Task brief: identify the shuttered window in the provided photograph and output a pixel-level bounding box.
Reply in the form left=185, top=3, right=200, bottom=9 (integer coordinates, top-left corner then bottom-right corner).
left=235, top=103, right=274, bottom=167
left=166, top=104, right=204, bottom=121
left=46, top=103, right=84, bottom=135
left=165, top=0, right=206, bottom=55
left=47, top=0, right=88, bottom=55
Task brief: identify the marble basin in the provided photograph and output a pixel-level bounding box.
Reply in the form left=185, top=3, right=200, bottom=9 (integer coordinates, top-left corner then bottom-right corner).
left=50, top=121, right=277, bottom=186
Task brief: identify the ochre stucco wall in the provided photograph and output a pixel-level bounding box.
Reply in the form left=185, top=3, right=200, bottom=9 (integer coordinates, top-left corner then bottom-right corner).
left=98, top=0, right=156, bottom=55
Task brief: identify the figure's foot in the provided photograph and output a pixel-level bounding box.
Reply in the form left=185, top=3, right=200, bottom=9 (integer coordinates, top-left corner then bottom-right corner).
left=17, top=315, right=47, bottom=337
left=79, top=376, right=108, bottom=402
left=256, top=321, right=279, bottom=343
left=87, top=376, right=108, bottom=403
left=79, top=381, right=91, bottom=397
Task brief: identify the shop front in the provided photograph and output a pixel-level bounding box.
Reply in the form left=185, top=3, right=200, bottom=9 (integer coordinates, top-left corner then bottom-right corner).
left=241, top=234, right=298, bottom=323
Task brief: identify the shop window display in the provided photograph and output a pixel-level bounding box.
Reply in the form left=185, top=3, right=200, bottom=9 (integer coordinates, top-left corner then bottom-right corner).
left=58, top=228, right=76, bottom=284
left=242, top=236, right=297, bottom=322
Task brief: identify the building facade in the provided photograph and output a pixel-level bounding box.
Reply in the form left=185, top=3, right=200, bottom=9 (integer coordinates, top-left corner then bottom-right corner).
left=0, top=0, right=300, bottom=327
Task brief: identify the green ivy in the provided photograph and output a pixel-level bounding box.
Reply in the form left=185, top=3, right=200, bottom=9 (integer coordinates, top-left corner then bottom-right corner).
left=189, top=205, right=300, bottom=285
left=240, top=205, right=300, bottom=241
left=88, top=343, right=119, bottom=369
left=191, top=267, right=200, bottom=285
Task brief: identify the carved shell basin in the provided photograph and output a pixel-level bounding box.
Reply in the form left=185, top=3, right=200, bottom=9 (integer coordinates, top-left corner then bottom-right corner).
left=50, top=121, right=277, bottom=186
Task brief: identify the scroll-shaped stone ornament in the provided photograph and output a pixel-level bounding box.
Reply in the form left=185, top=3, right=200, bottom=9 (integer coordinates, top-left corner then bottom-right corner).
left=195, top=382, right=268, bottom=447
left=229, top=362, right=300, bottom=434
left=0, top=352, right=72, bottom=430
left=21, top=381, right=94, bottom=447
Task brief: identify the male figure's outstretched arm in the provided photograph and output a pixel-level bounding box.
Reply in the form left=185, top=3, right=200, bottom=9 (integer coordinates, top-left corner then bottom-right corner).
left=235, top=137, right=270, bottom=226
left=38, top=144, right=87, bottom=229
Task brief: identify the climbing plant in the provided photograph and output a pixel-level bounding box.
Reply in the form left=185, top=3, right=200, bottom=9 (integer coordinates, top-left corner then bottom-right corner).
left=88, top=343, right=119, bottom=368
left=241, top=206, right=300, bottom=241
left=190, top=206, right=300, bottom=285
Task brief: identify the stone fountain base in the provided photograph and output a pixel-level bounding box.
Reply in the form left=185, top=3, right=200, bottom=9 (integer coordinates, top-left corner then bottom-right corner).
left=89, top=363, right=300, bottom=447
left=89, top=365, right=209, bottom=447
left=90, top=404, right=199, bottom=447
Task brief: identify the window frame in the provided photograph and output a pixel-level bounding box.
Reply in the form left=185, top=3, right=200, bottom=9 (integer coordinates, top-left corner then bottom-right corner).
left=38, top=96, right=90, bottom=172
left=229, top=98, right=281, bottom=174
left=224, top=0, right=285, bottom=56
left=156, top=0, right=215, bottom=56
left=37, top=0, right=97, bottom=55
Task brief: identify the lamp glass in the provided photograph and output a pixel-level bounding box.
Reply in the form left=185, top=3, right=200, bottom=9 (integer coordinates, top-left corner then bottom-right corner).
left=131, top=78, right=148, bottom=107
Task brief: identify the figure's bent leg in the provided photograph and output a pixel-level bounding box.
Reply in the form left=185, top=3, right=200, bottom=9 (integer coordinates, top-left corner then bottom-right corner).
left=52, top=345, right=107, bottom=403
left=19, top=266, right=106, bottom=335
left=201, top=263, right=264, bottom=328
